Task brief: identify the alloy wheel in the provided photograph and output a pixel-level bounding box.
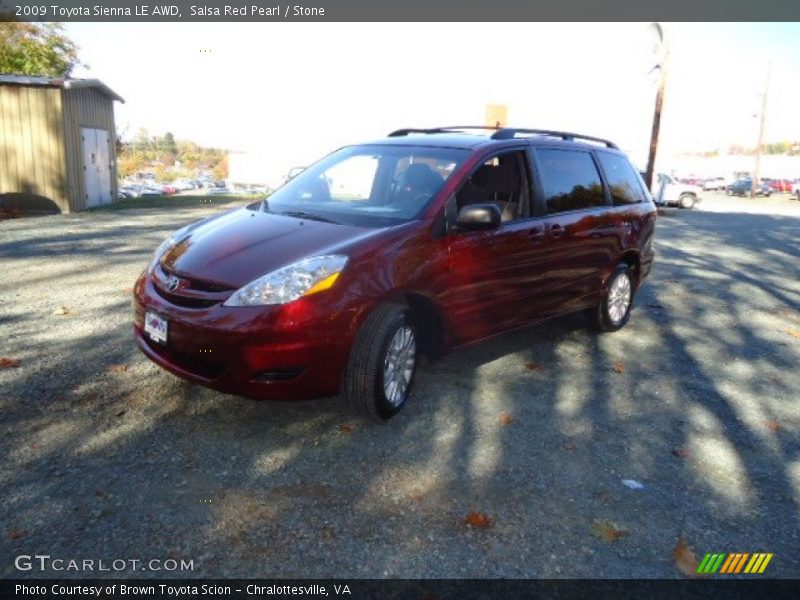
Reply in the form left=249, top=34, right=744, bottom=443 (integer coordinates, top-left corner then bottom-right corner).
left=382, top=325, right=416, bottom=407
left=608, top=273, right=632, bottom=324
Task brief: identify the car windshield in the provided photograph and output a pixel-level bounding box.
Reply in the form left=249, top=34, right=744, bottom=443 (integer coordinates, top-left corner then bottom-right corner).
left=262, top=145, right=468, bottom=227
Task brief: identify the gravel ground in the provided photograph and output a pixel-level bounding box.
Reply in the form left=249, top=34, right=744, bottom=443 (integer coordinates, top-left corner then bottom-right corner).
left=1, top=193, right=799, bottom=579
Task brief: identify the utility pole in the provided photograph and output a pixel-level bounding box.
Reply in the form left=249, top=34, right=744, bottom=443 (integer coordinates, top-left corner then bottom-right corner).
left=751, top=62, right=771, bottom=198
left=644, top=24, right=668, bottom=192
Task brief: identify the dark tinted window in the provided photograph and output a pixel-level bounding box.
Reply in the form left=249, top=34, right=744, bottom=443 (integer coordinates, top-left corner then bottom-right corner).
left=536, top=149, right=606, bottom=214
left=597, top=152, right=646, bottom=205
left=455, top=151, right=529, bottom=223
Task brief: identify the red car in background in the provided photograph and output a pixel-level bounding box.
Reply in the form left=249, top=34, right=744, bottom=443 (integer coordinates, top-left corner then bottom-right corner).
left=133, top=126, right=657, bottom=420
left=768, top=179, right=792, bottom=193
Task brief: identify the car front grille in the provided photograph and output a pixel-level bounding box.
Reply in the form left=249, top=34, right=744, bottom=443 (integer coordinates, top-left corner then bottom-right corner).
left=154, top=266, right=234, bottom=308
left=153, top=285, right=220, bottom=308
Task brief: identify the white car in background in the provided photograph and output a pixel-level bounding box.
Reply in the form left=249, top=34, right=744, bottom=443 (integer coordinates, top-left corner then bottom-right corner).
left=652, top=173, right=703, bottom=209
left=702, top=177, right=727, bottom=191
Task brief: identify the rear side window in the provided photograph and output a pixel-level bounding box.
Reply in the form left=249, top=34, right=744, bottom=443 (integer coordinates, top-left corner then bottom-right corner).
left=597, top=152, right=647, bottom=205
left=536, top=149, right=606, bottom=214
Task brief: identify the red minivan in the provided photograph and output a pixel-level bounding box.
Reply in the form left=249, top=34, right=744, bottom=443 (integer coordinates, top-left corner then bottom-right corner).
left=134, top=127, right=656, bottom=420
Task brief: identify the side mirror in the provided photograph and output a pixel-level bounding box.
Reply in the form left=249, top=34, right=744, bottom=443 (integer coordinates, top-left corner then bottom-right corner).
left=455, top=204, right=501, bottom=231
left=286, top=166, right=306, bottom=181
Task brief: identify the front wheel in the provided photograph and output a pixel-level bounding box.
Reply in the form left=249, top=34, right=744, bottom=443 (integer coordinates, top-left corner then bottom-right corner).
left=587, top=264, right=635, bottom=333
left=678, top=193, right=696, bottom=209
left=345, top=303, right=418, bottom=421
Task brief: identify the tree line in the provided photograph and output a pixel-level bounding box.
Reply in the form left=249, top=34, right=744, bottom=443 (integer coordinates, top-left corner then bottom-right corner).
left=117, top=130, right=229, bottom=182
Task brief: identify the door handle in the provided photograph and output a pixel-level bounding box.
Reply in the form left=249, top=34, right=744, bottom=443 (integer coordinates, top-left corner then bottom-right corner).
left=548, top=223, right=564, bottom=239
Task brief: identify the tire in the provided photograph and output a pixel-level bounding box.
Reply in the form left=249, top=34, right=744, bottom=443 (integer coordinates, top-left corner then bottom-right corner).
left=678, top=193, right=696, bottom=209
left=587, top=264, right=635, bottom=333
left=345, top=303, right=418, bottom=421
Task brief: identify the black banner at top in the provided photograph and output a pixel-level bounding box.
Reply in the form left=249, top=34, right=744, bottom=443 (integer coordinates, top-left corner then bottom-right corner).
left=1, top=0, right=799, bottom=22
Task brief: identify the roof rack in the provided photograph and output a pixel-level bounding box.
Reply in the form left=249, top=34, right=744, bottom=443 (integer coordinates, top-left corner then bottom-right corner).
left=387, top=125, right=618, bottom=149
left=388, top=127, right=446, bottom=137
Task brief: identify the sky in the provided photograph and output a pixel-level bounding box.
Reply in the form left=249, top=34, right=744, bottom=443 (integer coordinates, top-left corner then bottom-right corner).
left=64, top=22, right=800, bottom=178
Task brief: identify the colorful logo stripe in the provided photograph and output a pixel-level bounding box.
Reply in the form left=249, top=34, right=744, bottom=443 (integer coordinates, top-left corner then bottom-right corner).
left=697, top=553, right=773, bottom=574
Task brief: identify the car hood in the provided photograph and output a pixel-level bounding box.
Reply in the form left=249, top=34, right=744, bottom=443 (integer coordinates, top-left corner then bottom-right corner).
left=159, top=207, right=382, bottom=287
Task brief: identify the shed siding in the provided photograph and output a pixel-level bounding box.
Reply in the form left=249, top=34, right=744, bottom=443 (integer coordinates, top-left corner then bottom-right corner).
left=0, top=85, right=69, bottom=212
left=62, top=87, right=118, bottom=212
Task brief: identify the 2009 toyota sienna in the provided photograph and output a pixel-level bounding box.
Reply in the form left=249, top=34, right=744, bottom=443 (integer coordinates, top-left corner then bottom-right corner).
left=133, top=126, right=657, bottom=420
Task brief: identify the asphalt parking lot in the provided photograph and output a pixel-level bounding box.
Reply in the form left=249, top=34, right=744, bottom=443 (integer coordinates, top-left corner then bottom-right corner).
left=1, top=193, right=799, bottom=578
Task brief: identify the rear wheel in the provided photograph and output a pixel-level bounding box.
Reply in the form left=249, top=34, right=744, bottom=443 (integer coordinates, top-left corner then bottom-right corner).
left=587, top=264, right=635, bottom=333
left=345, top=303, right=418, bottom=421
left=678, top=193, right=696, bottom=209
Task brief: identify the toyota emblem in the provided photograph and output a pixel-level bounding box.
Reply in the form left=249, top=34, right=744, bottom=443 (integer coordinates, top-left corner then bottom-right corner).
left=166, top=275, right=181, bottom=292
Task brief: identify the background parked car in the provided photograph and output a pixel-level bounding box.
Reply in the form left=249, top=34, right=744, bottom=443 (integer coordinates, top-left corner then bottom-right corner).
left=118, top=184, right=143, bottom=199
left=726, top=179, right=771, bottom=197
left=140, top=184, right=166, bottom=197
left=652, top=173, right=702, bottom=208
left=207, top=187, right=232, bottom=195
left=768, top=179, right=792, bottom=193
left=702, top=177, right=727, bottom=191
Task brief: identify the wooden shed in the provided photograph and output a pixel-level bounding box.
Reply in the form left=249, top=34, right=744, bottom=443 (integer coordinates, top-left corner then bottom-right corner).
left=0, top=74, right=124, bottom=214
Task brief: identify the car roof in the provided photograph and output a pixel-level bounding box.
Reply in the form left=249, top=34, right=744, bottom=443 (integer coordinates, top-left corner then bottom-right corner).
left=361, top=126, right=623, bottom=154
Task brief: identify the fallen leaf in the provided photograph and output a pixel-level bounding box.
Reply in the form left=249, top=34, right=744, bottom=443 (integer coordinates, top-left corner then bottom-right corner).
left=499, top=413, right=515, bottom=426
left=563, top=440, right=577, bottom=452
left=525, top=362, right=544, bottom=371
left=0, top=357, right=20, bottom=368
left=673, top=534, right=702, bottom=578
left=322, top=526, right=335, bottom=540
left=464, top=511, right=492, bottom=528
left=7, top=530, right=26, bottom=540
left=672, top=447, right=690, bottom=458
left=590, top=519, right=629, bottom=542
left=94, top=490, right=105, bottom=498
left=53, top=306, right=71, bottom=316
left=337, top=423, right=354, bottom=433
left=407, top=489, right=424, bottom=502
left=765, top=421, right=781, bottom=432
left=786, top=328, right=800, bottom=338
left=107, top=364, right=128, bottom=373
left=612, top=362, right=625, bottom=374
left=621, top=479, right=645, bottom=490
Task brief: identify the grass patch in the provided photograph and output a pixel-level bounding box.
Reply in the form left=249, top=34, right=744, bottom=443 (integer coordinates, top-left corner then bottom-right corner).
left=90, top=194, right=264, bottom=212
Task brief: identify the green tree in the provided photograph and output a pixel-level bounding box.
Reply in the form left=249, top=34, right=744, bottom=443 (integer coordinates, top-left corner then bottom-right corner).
left=163, top=132, right=178, bottom=157
left=0, top=22, right=82, bottom=77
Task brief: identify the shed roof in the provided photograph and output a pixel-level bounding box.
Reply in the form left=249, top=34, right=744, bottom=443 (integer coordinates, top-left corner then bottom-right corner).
left=0, top=74, right=125, bottom=103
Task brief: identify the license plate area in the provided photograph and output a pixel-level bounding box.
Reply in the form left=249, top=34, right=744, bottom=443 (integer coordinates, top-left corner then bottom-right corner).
left=144, top=310, right=168, bottom=344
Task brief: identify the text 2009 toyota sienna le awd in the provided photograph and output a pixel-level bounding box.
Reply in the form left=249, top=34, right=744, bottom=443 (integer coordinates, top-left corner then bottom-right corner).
left=134, top=126, right=657, bottom=420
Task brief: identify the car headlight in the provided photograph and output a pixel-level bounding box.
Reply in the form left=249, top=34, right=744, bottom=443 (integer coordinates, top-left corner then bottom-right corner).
left=146, top=235, right=177, bottom=275
left=224, top=255, right=349, bottom=307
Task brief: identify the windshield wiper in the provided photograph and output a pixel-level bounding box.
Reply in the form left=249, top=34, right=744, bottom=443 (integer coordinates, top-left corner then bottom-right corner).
left=279, top=210, right=339, bottom=224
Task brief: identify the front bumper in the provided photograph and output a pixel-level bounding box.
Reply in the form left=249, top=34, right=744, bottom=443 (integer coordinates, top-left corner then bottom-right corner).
left=133, top=272, right=362, bottom=401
